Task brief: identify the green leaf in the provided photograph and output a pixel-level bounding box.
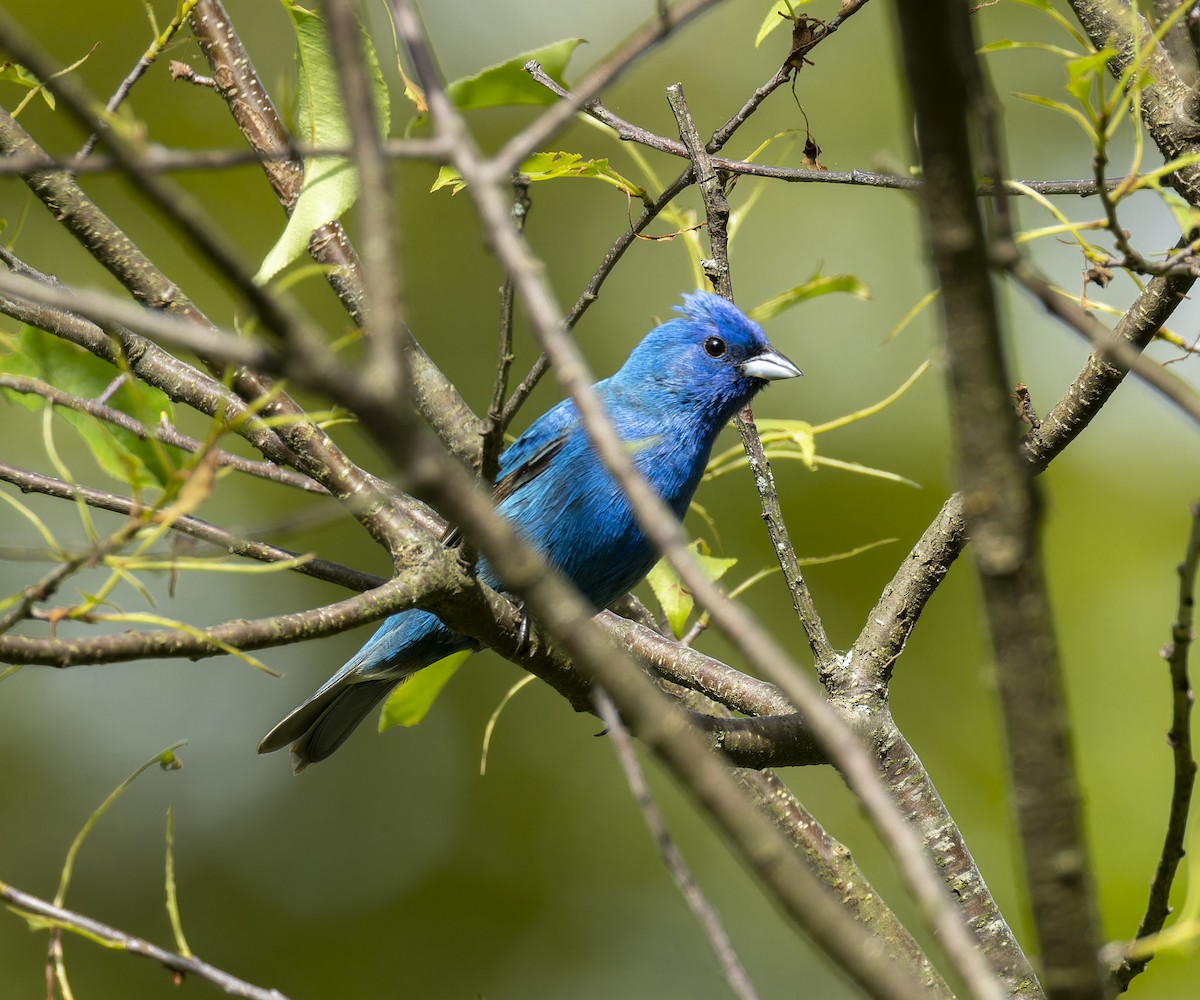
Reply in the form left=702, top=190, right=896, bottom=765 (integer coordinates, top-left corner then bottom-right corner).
left=1064, top=48, right=1113, bottom=104
left=748, top=269, right=869, bottom=322
left=0, top=61, right=54, bottom=108
left=977, top=39, right=1081, bottom=59
left=1160, top=189, right=1200, bottom=235
left=755, top=1, right=812, bottom=49
left=646, top=540, right=737, bottom=638
left=430, top=164, right=466, bottom=195
left=0, top=327, right=175, bottom=489
left=445, top=38, right=584, bottom=109
left=1012, top=91, right=1097, bottom=141
left=257, top=2, right=391, bottom=284
left=378, top=652, right=469, bottom=731
left=433, top=151, right=646, bottom=200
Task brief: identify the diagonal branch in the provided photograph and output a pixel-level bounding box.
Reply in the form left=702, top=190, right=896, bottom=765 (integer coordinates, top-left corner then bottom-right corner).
left=390, top=3, right=1006, bottom=997
left=0, top=880, right=290, bottom=1000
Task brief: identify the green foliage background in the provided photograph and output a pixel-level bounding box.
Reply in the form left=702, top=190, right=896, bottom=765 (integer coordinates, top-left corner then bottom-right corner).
left=0, top=1, right=1197, bottom=997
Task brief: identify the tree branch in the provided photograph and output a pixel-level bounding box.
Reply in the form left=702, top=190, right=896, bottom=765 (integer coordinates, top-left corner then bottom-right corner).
left=897, top=5, right=1104, bottom=997
left=1113, top=499, right=1200, bottom=990
left=0, top=880, right=290, bottom=1000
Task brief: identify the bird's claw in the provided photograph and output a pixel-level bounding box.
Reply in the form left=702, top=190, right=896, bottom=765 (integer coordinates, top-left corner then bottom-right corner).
left=512, top=598, right=531, bottom=657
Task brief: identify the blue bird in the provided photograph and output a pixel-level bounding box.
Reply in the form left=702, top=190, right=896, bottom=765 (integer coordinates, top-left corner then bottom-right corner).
left=259, top=291, right=801, bottom=770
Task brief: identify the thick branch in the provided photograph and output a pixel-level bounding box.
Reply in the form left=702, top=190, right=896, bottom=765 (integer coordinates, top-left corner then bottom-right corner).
left=187, top=0, right=485, bottom=469
left=897, top=5, right=1103, bottom=997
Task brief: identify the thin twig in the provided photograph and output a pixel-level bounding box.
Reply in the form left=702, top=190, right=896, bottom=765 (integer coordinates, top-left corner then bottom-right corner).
left=0, top=570, right=453, bottom=667
left=666, top=82, right=834, bottom=669
left=0, top=145, right=1129, bottom=197
left=594, top=689, right=761, bottom=1000
left=1008, top=261, right=1200, bottom=429
left=0, top=374, right=326, bottom=494
left=1113, top=501, right=1200, bottom=990
left=0, top=880, right=290, bottom=1000
left=0, top=460, right=384, bottom=594
left=76, top=0, right=201, bottom=157
left=483, top=179, right=531, bottom=480
left=491, top=0, right=725, bottom=177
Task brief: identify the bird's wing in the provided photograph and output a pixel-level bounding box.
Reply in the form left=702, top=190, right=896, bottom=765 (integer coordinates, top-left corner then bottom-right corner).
left=440, top=396, right=582, bottom=546
left=492, top=433, right=568, bottom=505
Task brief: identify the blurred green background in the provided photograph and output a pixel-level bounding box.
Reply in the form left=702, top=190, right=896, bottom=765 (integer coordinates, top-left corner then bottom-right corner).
left=1, top=1, right=1197, bottom=997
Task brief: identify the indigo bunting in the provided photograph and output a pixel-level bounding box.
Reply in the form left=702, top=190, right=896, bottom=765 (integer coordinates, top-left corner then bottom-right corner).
left=260, top=291, right=801, bottom=769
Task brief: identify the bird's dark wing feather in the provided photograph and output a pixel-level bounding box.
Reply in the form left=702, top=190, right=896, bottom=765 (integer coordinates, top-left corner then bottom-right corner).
left=441, top=433, right=569, bottom=547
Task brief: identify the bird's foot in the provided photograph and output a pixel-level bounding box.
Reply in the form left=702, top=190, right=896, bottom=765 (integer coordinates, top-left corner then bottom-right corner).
left=510, top=597, right=531, bottom=657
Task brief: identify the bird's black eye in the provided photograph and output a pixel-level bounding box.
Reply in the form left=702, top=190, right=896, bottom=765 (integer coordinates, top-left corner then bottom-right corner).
left=703, top=336, right=727, bottom=358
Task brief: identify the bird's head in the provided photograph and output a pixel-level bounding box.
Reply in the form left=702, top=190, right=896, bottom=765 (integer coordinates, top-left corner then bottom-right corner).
left=619, top=291, right=801, bottom=424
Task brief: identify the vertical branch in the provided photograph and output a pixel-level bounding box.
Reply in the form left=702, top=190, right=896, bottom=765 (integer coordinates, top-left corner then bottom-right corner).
left=665, top=84, right=834, bottom=670
left=322, top=0, right=406, bottom=405
left=1114, top=500, right=1200, bottom=990
left=483, top=179, right=531, bottom=484
left=895, top=5, right=1104, bottom=999
left=666, top=83, right=732, bottom=298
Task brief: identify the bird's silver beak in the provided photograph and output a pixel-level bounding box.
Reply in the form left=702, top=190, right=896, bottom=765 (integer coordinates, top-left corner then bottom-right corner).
left=739, top=349, right=802, bottom=381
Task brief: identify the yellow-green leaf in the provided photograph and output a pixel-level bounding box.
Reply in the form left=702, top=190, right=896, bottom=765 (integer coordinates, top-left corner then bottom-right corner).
left=978, top=39, right=1081, bottom=59
left=749, top=270, right=869, bottom=323
left=755, top=1, right=812, bottom=49
left=433, top=151, right=646, bottom=200
left=446, top=38, right=584, bottom=109
left=647, top=540, right=737, bottom=638
left=1, top=327, right=175, bottom=489
left=379, top=652, right=469, bottom=731
left=258, top=2, right=390, bottom=283
left=1012, top=92, right=1097, bottom=142
left=0, top=61, right=54, bottom=108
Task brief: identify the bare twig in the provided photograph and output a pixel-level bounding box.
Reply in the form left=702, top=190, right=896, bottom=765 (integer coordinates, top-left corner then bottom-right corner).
left=483, top=179, right=531, bottom=482
left=0, top=461, right=383, bottom=594
left=594, top=690, right=761, bottom=1000
left=492, top=0, right=725, bottom=176
left=0, top=570, right=455, bottom=667
left=0, top=880, right=290, bottom=1000
left=666, top=82, right=834, bottom=670
left=1113, top=500, right=1200, bottom=990
left=0, top=374, right=326, bottom=494
left=76, top=0, right=201, bottom=157
left=1008, top=262, right=1200, bottom=429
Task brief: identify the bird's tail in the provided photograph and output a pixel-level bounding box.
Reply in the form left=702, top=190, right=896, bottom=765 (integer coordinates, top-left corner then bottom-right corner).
left=259, top=608, right=473, bottom=771
left=257, top=674, right=402, bottom=772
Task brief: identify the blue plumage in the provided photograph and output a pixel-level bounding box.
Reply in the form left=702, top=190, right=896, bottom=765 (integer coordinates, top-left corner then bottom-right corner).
left=259, top=291, right=801, bottom=769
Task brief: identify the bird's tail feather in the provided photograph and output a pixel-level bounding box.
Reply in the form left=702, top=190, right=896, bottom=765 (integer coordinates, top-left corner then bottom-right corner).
left=258, top=676, right=402, bottom=773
